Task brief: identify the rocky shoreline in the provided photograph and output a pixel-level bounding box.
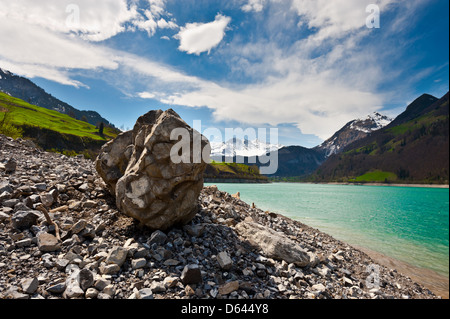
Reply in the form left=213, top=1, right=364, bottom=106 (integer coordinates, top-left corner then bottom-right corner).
left=0, top=134, right=441, bottom=300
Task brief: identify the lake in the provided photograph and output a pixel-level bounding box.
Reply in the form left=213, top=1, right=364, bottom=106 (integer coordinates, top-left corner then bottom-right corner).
left=206, top=183, right=449, bottom=278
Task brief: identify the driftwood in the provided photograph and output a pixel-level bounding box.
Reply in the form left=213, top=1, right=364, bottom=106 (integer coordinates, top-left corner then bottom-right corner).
left=36, top=204, right=61, bottom=241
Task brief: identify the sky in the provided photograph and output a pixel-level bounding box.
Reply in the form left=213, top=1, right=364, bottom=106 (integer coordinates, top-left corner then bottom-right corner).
left=0, top=0, right=448, bottom=147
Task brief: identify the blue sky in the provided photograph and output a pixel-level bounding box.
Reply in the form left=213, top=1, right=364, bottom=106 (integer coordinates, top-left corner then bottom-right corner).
left=0, top=0, right=448, bottom=147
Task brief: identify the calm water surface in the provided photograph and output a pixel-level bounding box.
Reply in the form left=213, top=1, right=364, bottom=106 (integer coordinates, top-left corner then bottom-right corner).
left=206, top=183, right=449, bottom=277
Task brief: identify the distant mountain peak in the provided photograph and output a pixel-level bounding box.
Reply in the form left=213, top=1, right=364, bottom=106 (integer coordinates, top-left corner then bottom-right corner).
left=317, top=112, right=393, bottom=157
left=211, top=138, right=284, bottom=159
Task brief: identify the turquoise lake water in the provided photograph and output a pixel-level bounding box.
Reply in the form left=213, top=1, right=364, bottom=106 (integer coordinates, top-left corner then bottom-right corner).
left=206, top=183, right=449, bottom=278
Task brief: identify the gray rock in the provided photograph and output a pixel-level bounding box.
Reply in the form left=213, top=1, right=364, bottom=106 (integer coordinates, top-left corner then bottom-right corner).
left=100, top=263, right=121, bottom=275
left=64, top=270, right=84, bottom=299
left=148, top=230, right=167, bottom=246
left=105, top=246, right=128, bottom=267
left=5, top=158, right=17, bottom=174
left=181, top=264, right=202, bottom=285
left=40, top=193, right=54, bottom=207
left=37, top=232, right=61, bottom=252
left=70, top=219, right=87, bottom=234
left=96, top=109, right=209, bottom=230
left=46, top=283, right=66, bottom=294
left=150, top=281, right=166, bottom=293
left=235, top=222, right=310, bottom=267
left=11, top=211, right=40, bottom=230
left=0, top=181, right=13, bottom=194
left=85, top=288, right=99, bottom=299
left=217, top=251, right=233, bottom=271
left=0, top=211, right=10, bottom=222
left=79, top=269, right=94, bottom=291
left=183, top=224, right=206, bottom=237
left=3, top=199, right=19, bottom=208
left=35, top=183, right=47, bottom=192
left=21, top=277, right=39, bottom=294
left=82, top=200, right=97, bottom=209
left=131, top=258, right=147, bottom=270
left=138, top=288, right=154, bottom=300
left=0, top=191, right=11, bottom=202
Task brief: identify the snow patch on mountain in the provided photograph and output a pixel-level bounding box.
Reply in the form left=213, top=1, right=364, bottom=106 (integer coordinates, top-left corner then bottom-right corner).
left=318, top=112, right=393, bottom=157
left=211, top=138, right=284, bottom=158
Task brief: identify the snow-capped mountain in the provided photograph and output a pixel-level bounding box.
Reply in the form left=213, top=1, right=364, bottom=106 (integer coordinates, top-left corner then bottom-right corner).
left=211, top=138, right=284, bottom=159
left=316, top=112, right=393, bottom=157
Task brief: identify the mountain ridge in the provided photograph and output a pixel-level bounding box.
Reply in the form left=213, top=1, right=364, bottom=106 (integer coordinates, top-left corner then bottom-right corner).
left=0, top=68, right=113, bottom=128
left=311, top=92, right=449, bottom=184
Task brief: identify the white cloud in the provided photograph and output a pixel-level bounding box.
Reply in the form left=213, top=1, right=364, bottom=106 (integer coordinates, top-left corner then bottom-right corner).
left=290, top=0, right=393, bottom=42
left=175, top=14, right=231, bottom=55
left=242, top=0, right=266, bottom=12
left=138, top=92, right=156, bottom=99
left=0, top=0, right=425, bottom=141
left=0, top=0, right=141, bottom=42
left=0, top=12, right=119, bottom=87
left=0, top=0, right=178, bottom=42
left=133, top=0, right=178, bottom=36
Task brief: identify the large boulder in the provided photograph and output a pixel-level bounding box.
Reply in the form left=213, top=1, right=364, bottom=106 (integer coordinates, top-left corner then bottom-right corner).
left=96, top=109, right=210, bottom=230
left=235, top=221, right=311, bottom=267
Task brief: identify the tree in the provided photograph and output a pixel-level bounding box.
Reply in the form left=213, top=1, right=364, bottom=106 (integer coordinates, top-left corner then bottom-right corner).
left=99, top=122, right=104, bottom=137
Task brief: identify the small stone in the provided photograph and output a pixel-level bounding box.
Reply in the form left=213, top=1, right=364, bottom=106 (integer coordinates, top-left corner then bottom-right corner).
left=163, top=276, right=179, bottom=288
left=70, top=219, right=87, bottom=234
left=85, top=288, right=99, bottom=299
left=11, top=211, right=40, bottom=230
left=82, top=200, right=97, bottom=209
left=105, top=246, right=128, bottom=267
left=183, top=224, right=205, bottom=237
left=46, top=283, right=66, bottom=294
left=150, top=281, right=166, bottom=293
left=219, top=281, right=240, bottom=295
left=148, top=230, right=167, bottom=246
left=102, top=285, right=115, bottom=297
left=78, top=183, right=89, bottom=192
left=185, top=285, right=196, bottom=296
left=312, top=284, right=326, bottom=292
left=40, top=193, right=54, bottom=207
left=64, top=273, right=84, bottom=299
left=217, top=251, right=233, bottom=271
left=15, top=238, right=33, bottom=248
left=181, top=264, right=202, bottom=285
left=21, top=278, right=39, bottom=294
left=138, top=288, right=154, bottom=299
left=35, top=183, right=47, bottom=192
left=163, top=259, right=180, bottom=266
left=5, top=158, right=17, bottom=174
left=132, top=258, right=147, bottom=270
left=100, top=263, right=121, bottom=275
left=79, top=269, right=94, bottom=291
left=94, top=278, right=110, bottom=291
left=0, top=211, right=10, bottom=222
left=37, top=232, right=61, bottom=252
left=133, top=247, right=149, bottom=259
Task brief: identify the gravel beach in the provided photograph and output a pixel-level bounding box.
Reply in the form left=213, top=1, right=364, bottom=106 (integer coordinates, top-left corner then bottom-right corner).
left=0, top=134, right=443, bottom=300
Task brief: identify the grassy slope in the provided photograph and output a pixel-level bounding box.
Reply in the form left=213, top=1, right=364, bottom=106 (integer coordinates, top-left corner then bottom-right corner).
left=205, top=161, right=269, bottom=181
left=0, top=92, right=116, bottom=141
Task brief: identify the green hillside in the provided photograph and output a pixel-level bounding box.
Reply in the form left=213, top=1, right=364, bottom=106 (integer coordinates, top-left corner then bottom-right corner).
left=0, top=92, right=118, bottom=156
left=311, top=93, right=449, bottom=185
left=205, top=161, right=269, bottom=182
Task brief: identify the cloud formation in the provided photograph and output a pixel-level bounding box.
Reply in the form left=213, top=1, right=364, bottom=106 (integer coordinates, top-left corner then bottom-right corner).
left=0, top=0, right=437, bottom=142
left=174, top=14, right=231, bottom=55
left=242, top=0, right=266, bottom=12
